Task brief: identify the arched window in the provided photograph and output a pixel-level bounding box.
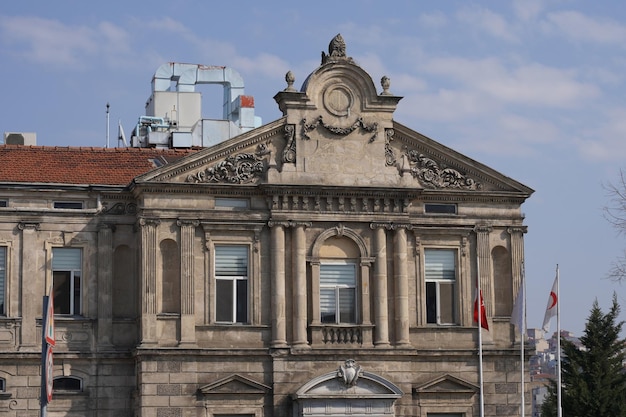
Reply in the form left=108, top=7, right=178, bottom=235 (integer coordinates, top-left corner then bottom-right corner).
left=319, top=237, right=359, bottom=324
left=53, top=376, right=82, bottom=392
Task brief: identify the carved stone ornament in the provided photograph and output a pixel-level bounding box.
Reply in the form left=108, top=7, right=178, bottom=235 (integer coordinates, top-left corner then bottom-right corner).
left=404, top=150, right=482, bottom=190
left=381, top=76, right=391, bottom=95
left=321, top=34, right=355, bottom=65
left=282, top=124, right=296, bottom=163
left=302, top=116, right=378, bottom=142
left=337, top=359, right=363, bottom=387
left=186, top=145, right=270, bottom=184
left=284, top=71, right=296, bottom=92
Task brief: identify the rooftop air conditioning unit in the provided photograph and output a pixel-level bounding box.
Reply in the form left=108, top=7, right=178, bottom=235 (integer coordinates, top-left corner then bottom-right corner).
left=3, top=132, right=37, bottom=146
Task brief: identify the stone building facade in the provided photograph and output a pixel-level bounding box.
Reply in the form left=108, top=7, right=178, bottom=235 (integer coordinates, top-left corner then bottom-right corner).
left=0, top=35, right=533, bottom=417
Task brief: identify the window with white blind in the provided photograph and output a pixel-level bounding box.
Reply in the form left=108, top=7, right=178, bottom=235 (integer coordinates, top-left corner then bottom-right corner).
left=0, top=247, right=5, bottom=315
left=424, top=249, right=457, bottom=325
left=52, top=248, right=82, bottom=315
left=215, top=245, right=248, bottom=323
left=320, top=262, right=356, bottom=324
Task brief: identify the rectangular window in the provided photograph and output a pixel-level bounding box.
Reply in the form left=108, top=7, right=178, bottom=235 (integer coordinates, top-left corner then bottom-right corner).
left=53, top=201, right=83, bottom=209
left=424, top=203, right=457, bottom=214
left=52, top=248, right=82, bottom=315
left=215, top=245, right=248, bottom=323
left=0, top=247, right=5, bottom=315
left=215, top=198, right=249, bottom=209
left=320, top=263, right=356, bottom=324
left=0, top=201, right=7, bottom=208
left=425, top=249, right=456, bottom=325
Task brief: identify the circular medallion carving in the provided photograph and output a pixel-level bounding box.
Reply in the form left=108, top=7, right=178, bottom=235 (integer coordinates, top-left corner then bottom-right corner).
left=323, top=86, right=353, bottom=116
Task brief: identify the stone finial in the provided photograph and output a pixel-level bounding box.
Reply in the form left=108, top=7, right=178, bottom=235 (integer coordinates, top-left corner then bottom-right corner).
left=284, top=70, right=296, bottom=92
left=381, top=76, right=391, bottom=95
left=321, top=34, right=354, bottom=65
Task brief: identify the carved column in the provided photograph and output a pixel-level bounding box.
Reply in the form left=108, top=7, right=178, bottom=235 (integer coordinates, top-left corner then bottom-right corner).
left=139, top=218, right=160, bottom=345
left=371, top=224, right=390, bottom=347
left=18, top=222, right=40, bottom=349
left=393, top=226, right=410, bottom=347
left=178, top=219, right=198, bottom=346
left=508, top=226, right=527, bottom=300
left=292, top=223, right=308, bottom=348
left=97, top=223, right=114, bottom=349
left=269, top=221, right=288, bottom=348
left=474, top=224, right=493, bottom=317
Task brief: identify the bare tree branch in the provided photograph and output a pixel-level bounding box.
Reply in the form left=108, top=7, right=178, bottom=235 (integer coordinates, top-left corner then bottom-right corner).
left=604, top=169, right=626, bottom=281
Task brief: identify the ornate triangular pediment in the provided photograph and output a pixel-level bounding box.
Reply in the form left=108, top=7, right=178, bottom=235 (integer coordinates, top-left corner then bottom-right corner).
left=131, top=34, right=532, bottom=201
left=414, top=373, right=478, bottom=395
left=198, top=374, right=270, bottom=396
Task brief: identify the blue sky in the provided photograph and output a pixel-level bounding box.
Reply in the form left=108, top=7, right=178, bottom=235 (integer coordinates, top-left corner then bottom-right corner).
left=1, top=0, right=625, bottom=336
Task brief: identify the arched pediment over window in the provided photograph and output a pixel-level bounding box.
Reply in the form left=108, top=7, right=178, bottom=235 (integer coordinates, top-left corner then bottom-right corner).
left=292, top=360, right=402, bottom=417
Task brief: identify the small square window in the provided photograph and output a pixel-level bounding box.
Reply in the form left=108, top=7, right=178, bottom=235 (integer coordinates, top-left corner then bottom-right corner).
left=215, top=198, right=249, bottom=209
left=0, top=201, right=7, bottom=208
left=424, top=203, right=457, bottom=214
left=54, top=202, right=83, bottom=209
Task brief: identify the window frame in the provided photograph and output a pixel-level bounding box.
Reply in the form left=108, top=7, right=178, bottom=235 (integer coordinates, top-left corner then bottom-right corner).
left=214, top=244, right=249, bottom=324
left=0, top=246, right=6, bottom=316
left=319, top=260, right=358, bottom=324
left=53, top=201, right=84, bottom=210
left=51, top=247, right=82, bottom=316
left=424, top=248, right=458, bottom=326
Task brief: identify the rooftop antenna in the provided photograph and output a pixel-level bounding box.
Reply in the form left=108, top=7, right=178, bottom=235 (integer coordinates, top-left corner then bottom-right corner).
left=106, top=102, right=110, bottom=148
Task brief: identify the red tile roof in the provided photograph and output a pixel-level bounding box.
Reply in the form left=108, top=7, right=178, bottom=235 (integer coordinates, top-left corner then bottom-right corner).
left=0, top=145, right=199, bottom=186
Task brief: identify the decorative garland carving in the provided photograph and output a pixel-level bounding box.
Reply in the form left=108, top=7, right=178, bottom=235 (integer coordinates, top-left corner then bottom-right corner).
left=282, top=124, right=296, bottom=163
left=302, top=116, right=378, bottom=142
left=186, top=145, right=269, bottom=184
left=404, top=150, right=482, bottom=190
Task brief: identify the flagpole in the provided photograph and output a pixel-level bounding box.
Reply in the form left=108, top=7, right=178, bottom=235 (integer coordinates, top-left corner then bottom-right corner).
left=556, top=265, right=562, bottom=417
left=520, top=262, right=526, bottom=417
left=477, top=258, right=485, bottom=417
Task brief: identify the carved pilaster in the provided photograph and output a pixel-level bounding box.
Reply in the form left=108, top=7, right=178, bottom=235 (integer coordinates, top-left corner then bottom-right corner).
left=177, top=219, right=198, bottom=346
left=292, top=223, right=309, bottom=348
left=474, top=224, right=493, bottom=317
left=508, top=226, right=527, bottom=300
left=371, top=225, right=390, bottom=347
left=138, top=218, right=160, bottom=344
left=97, top=223, right=114, bottom=348
left=393, top=227, right=410, bottom=347
left=18, top=221, right=40, bottom=349
left=269, top=221, right=287, bottom=348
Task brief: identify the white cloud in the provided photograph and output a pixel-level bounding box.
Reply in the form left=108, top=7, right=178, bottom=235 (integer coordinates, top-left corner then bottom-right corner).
left=513, top=0, right=545, bottom=21
left=545, top=11, right=626, bottom=44
left=0, top=16, right=97, bottom=67
left=456, top=5, right=518, bottom=43
left=421, top=56, right=598, bottom=108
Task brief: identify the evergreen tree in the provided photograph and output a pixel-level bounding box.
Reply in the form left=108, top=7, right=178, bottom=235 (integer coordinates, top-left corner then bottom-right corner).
left=541, top=294, right=626, bottom=417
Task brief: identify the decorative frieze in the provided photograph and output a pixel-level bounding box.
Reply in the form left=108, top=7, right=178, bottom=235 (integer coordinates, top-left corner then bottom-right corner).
left=402, top=150, right=482, bottom=190
left=185, top=144, right=270, bottom=184
left=270, top=194, right=409, bottom=214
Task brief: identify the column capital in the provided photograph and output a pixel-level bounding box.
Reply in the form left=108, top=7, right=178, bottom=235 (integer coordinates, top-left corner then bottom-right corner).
left=17, top=222, right=40, bottom=231
left=176, top=219, right=200, bottom=228
left=507, top=226, right=528, bottom=235
left=473, top=223, right=493, bottom=234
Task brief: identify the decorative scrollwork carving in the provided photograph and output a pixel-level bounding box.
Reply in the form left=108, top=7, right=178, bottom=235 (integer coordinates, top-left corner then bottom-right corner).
left=282, top=124, right=296, bottom=163
left=385, top=129, right=396, bottom=167
left=302, top=116, right=378, bottom=142
left=321, top=34, right=354, bottom=65
left=186, top=146, right=269, bottom=184
left=404, top=150, right=482, bottom=190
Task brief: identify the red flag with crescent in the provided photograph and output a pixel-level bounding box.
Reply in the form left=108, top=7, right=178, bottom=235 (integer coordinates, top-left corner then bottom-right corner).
left=542, top=275, right=558, bottom=332
left=473, top=288, right=489, bottom=331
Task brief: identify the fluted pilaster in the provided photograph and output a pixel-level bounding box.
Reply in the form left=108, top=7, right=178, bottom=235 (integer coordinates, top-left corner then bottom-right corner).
left=178, top=219, right=198, bottom=346
left=269, top=220, right=288, bottom=348
left=139, top=218, right=159, bottom=345
left=371, top=224, right=390, bottom=347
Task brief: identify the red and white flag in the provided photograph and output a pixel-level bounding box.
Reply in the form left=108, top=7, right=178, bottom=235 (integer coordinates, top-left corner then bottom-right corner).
left=473, top=288, right=489, bottom=331
left=542, top=275, right=558, bottom=332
